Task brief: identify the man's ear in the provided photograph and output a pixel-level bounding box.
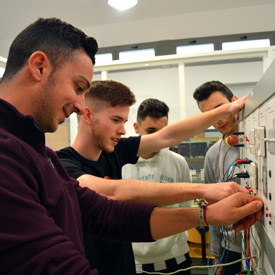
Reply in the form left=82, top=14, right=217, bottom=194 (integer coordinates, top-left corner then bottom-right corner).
left=83, top=107, right=93, bottom=124
left=28, top=51, right=50, bottom=81
left=133, top=122, right=139, bottom=134
left=232, top=95, right=238, bottom=102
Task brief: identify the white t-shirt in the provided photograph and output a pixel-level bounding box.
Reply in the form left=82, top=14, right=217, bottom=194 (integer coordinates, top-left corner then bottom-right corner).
left=122, top=148, right=193, bottom=265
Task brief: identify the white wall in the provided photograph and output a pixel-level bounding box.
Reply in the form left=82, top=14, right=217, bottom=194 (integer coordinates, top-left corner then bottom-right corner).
left=107, top=66, right=180, bottom=136
left=92, top=47, right=275, bottom=138
left=185, top=60, right=264, bottom=118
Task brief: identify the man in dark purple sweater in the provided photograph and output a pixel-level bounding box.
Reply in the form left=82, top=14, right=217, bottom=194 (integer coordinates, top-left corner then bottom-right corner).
left=0, top=18, right=263, bottom=274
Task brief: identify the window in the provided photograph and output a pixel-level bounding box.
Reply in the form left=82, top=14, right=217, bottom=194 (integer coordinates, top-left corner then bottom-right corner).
left=119, top=48, right=155, bottom=62
left=95, top=31, right=274, bottom=59
left=95, top=53, right=113, bottom=65
left=176, top=44, right=214, bottom=55
left=222, top=39, right=270, bottom=51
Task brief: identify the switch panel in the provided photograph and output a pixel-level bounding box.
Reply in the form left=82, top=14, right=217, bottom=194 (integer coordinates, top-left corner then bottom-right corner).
left=250, top=162, right=258, bottom=189
left=239, top=59, right=275, bottom=274
left=267, top=128, right=275, bottom=154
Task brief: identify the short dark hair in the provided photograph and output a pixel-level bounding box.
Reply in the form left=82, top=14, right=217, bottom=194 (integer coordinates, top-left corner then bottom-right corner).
left=193, top=81, right=234, bottom=104
left=2, top=18, right=98, bottom=81
left=86, top=80, right=136, bottom=110
left=137, top=98, right=169, bottom=124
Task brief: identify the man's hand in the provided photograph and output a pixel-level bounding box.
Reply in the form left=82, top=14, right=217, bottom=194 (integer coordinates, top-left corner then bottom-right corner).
left=216, top=267, right=224, bottom=275
left=227, top=95, right=248, bottom=114
left=201, top=182, right=249, bottom=202
left=207, top=192, right=263, bottom=231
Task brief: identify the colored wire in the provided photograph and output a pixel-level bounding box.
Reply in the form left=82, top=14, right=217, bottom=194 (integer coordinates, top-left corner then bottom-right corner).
left=222, top=146, right=232, bottom=178
left=224, top=160, right=237, bottom=181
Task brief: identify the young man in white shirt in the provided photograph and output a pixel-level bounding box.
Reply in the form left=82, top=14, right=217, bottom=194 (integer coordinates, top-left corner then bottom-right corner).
left=123, top=98, right=193, bottom=274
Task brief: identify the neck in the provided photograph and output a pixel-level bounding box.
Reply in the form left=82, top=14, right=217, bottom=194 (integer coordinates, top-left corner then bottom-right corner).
left=0, top=74, right=37, bottom=116
left=71, top=131, right=102, bottom=161
left=140, top=151, right=158, bottom=159
left=225, top=125, right=239, bottom=138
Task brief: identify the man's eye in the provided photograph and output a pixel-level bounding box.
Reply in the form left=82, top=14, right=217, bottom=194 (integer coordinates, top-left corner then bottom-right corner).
left=76, top=85, right=84, bottom=93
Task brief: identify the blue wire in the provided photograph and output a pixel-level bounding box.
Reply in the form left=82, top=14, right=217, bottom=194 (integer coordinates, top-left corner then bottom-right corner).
left=226, top=161, right=236, bottom=181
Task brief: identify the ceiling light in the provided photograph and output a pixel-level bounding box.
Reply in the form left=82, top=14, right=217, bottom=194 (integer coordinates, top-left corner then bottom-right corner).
left=108, top=0, right=138, bottom=11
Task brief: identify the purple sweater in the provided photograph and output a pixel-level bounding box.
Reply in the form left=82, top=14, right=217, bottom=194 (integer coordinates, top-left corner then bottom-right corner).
left=0, top=99, right=155, bottom=274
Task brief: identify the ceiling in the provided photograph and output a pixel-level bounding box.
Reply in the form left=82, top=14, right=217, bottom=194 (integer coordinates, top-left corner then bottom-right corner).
left=0, top=0, right=274, bottom=58
left=1, top=0, right=274, bottom=39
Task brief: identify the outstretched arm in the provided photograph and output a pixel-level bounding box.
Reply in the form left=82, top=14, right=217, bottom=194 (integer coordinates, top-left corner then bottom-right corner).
left=137, top=96, right=247, bottom=156
left=78, top=174, right=249, bottom=206
left=150, top=192, right=263, bottom=240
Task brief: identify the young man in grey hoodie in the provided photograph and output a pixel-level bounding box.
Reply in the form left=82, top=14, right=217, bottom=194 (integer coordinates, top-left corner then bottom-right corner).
left=193, top=80, right=242, bottom=275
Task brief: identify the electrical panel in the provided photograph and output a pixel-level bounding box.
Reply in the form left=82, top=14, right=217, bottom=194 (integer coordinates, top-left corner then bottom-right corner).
left=239, top=59, right=275, bottom=274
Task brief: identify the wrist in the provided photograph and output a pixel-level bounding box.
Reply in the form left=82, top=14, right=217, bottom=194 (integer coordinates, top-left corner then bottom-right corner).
left=215, top=103, right=230, bottom=121
left=198, top=199, right=208, bottom=226
left=194, top=183, right=204, bottom=199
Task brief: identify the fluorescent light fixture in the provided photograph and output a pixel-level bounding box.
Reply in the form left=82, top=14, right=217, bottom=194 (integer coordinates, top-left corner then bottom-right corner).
left=119, top=49, right=155, bottom=62
left=177, top=44, right=214, bottom=55
left=95, top=53, right=113, bottom=65
left=108, top=0, right=138, bottom=10
left=222, top=39, right=270, bottom=51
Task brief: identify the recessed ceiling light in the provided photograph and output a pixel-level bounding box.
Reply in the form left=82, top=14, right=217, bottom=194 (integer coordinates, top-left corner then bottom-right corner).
left=108, top=0, right=138, bottom=11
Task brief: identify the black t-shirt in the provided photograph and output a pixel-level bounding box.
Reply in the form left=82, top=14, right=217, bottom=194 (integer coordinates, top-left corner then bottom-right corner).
left=56, top=137, right=141, bottom=275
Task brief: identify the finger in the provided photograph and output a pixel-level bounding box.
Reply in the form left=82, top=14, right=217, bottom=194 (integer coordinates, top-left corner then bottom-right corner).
left=239, top=193, right=263, bottom=205
left=233, top=199, right=263, bottom=231
left=233, top=214, right=256, bottom=232
left=231, top=199, right=263, bottom=230
left=237, top=184, right=249, bottom=194
left=255, top=208, right=263, bottom=222
left=233, top=222, right=244, bottom=232
left=236, top=199, right=263, bottom=220
left=240, top=95, right=248, bottom=101
left=233, top=216, right=249, bottom=232
left=245, top=215, right=256, bottom=228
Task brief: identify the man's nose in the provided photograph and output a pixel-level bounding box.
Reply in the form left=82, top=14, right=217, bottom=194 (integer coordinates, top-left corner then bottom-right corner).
left=74, top=94, right=85, bottom=115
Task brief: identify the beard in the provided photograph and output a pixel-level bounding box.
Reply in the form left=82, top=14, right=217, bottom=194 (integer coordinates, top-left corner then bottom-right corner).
left=32, top=73, right=58, bottom=133
left=91, top=119, right=115, bottom=153
left=217, top=115, right=239, bottom=136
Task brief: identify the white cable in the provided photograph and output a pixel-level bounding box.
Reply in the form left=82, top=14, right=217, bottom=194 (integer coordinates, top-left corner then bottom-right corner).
left=264, top=138, right=275, bottom=142
left=136, top=256, right=257, bottom=275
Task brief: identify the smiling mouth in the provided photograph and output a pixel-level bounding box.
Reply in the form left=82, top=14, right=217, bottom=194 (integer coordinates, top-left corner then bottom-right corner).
left=219, top=124, right=227, bottom=129
left=111, top=138, right=120, bottom=145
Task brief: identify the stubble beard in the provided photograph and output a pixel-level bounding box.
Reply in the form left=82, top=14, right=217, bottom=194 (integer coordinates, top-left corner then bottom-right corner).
left=92, top=119, right=115, bottom=154
left=32, top=75, right=58, bottom=133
